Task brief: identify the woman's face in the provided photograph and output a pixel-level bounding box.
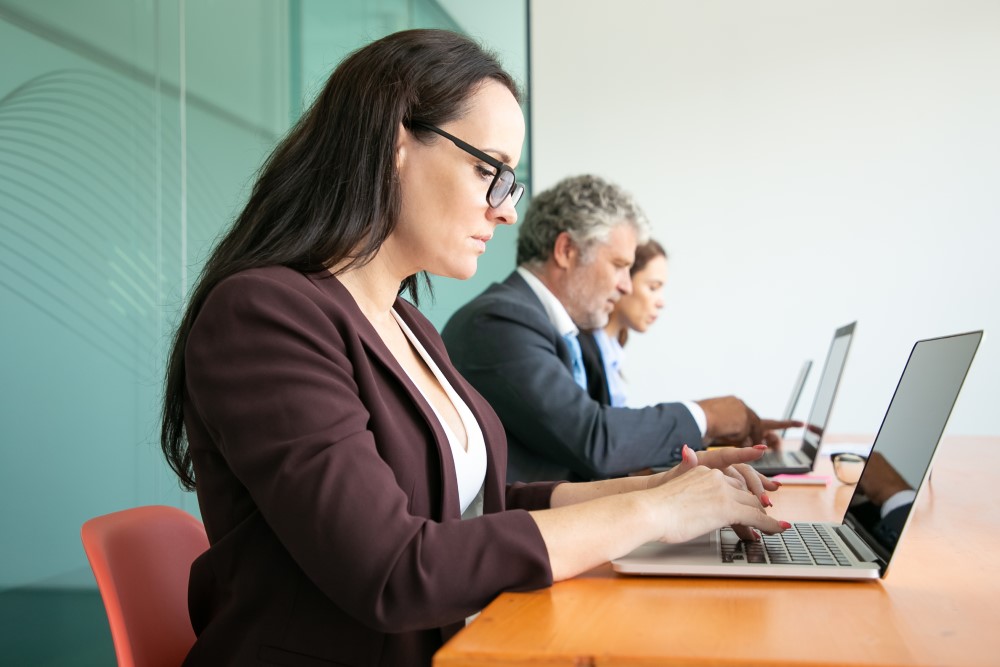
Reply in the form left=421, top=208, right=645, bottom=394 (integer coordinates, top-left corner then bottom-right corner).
left=615, top=254, right=668, bottom=334
left=389, top=80, right=525, bottom=280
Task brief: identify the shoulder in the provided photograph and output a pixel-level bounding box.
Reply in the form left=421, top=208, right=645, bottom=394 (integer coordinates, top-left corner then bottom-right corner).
left=445, top=272, right=546, bottom=333
left=194, top=267, right=366, bottom=347
left=443, top=275, right=562, bottom=369
left=209, top=266, right=331, bottom=302
left=205, top=267, right=354, bottom=316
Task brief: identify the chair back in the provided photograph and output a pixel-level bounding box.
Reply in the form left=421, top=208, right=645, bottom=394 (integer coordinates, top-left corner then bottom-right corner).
left=81, top=505, right=208, bottom=667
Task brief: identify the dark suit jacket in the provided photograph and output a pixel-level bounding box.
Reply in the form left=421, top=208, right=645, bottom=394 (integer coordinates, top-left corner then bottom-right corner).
left=182, top=266, right=554, bottom=667
left=442, top=271, right=702, bottom=483
left=577, top=331, right=612, bottom=406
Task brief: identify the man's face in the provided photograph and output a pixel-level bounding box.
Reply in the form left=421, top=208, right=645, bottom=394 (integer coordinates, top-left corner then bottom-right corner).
left=564, top=223, right=637, bottom=330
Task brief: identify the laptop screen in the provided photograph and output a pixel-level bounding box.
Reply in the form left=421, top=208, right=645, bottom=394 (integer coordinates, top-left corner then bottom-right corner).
left=842, top=330, right=982, bottom=566
left=782, top=360, right=812, bottom=422
left=801, top=322, right=856, bottom=455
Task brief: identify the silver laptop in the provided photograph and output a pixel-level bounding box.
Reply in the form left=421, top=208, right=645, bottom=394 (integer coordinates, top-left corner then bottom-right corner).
left=779, top=359, right=812, bottom=437
left=613, top=330, right=982, bottom=581
left=752, top=321, right=856, bottom=475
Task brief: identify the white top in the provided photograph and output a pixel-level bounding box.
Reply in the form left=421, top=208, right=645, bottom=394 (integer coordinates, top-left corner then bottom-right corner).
left=391, top=310, right=486, bottom=519
left=516, top=266, right=706, bottom=436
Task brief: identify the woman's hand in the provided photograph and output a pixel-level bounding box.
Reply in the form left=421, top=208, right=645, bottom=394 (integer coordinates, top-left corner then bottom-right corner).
left=644, top=445, right=788, bottom=542
left=647, top=445, right=779, bottom=503
left=532, top=444, right=790, bottom=582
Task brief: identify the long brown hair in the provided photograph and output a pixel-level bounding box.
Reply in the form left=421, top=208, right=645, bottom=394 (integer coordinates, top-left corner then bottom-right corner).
left=161, top=30, right=519, bottom=490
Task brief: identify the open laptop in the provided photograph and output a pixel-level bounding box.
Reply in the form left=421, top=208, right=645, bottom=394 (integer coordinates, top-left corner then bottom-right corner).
left=752, top=321, right=856, bottom=475
left=613, top=329, right=982, bottom=581
left=779, top=359, right=812, bottom=437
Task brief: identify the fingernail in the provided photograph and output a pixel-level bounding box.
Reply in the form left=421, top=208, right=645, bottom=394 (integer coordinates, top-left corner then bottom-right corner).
left=753, top=444, right=768, bottom=450
left=772, top=480, right=782, bottom=487
left=779, top=521, right=792, bottom=530
left=761, top=494, right=772, bottom=507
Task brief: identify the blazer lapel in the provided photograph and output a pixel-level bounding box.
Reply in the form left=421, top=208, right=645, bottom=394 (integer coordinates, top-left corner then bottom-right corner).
left=310, top=273, right=462, bottom=520
left=392, top=301, right=507, bottom=513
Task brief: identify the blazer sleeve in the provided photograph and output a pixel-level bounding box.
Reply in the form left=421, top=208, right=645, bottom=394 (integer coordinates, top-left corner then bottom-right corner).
left=185, top=272, right=552, bottom=633
left=443, top=288, right=702, bottom=479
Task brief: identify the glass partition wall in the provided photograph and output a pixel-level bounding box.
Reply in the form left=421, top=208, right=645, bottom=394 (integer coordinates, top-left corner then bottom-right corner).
left=0, top=1, right=528, bottom=662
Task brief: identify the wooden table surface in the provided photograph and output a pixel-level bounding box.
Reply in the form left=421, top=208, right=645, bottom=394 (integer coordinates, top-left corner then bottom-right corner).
left=435, top=436, right=1000, bottom=667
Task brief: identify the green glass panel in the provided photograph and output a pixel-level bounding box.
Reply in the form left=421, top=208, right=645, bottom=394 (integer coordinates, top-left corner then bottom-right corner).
left=0, top=0, right=527, bottom=661
left=0, top=0, right=293, bottom=661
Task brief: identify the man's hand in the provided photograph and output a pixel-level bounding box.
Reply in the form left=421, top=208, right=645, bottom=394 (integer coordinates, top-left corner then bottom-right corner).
left=697, top=396, right=802, bottom=448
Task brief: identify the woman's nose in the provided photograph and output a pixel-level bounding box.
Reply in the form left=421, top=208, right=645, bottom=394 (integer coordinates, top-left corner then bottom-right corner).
left=487, top=196, right=518, bottom=226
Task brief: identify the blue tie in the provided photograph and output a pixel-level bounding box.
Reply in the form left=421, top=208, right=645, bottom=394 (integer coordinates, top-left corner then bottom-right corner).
left=563, top=333, right=588, bottom=390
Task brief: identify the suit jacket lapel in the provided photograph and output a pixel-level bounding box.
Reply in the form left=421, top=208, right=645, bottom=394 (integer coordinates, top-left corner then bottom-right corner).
left=578, top=331, right=612, bottom=406
left=502, top=271, right=582, bottom=396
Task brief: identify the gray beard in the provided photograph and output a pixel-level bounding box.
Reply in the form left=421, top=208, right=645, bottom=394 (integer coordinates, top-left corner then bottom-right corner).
left=565, top=280, right=611, bottom=331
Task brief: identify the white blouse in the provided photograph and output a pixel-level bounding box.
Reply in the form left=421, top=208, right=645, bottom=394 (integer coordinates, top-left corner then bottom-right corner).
left=391, top=309, right=486, bottom=519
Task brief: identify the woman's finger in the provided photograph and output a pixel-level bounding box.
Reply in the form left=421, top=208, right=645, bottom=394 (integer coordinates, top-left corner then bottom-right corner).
left=732, top=503, right=790, bottom=535
left=731, top=463, right=771, bottom=506
left=697, top=444, right=769, bottom=469
left=732, top=524, right=759, bottom=541
left=647, top=443, right=701, bottom=489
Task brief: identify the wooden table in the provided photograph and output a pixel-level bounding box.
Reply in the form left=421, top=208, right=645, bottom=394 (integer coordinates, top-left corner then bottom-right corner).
left=435, top=436, right=1000, bottom=667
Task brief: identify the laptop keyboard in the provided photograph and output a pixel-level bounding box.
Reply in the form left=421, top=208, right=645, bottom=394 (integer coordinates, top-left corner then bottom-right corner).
left=756, top=450, right=786, bottom=467
left=720, top=523, right=852, bottom=566
left=755, top=450, right=803, bottom=467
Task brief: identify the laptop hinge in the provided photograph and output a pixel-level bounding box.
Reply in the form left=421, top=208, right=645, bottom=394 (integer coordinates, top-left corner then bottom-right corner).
left=835, top=524, right=880, bottom=563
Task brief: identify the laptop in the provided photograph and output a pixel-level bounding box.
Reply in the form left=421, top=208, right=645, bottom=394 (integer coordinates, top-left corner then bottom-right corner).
left=613, top=330, right=982, bottom=581
left=779, top=359, right=812, bottom=437
left=752, top=321, right=856, bottom=475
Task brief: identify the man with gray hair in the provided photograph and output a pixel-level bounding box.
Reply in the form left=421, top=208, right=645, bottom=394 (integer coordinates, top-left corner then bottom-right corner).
left=443, top=174, right=791, bottom=483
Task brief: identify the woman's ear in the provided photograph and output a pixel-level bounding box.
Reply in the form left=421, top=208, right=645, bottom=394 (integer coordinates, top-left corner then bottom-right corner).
left=395, top=122, right=408, bottom=170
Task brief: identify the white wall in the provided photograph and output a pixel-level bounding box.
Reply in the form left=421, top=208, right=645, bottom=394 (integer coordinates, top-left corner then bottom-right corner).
left=530, top=0, right=999, bottom=435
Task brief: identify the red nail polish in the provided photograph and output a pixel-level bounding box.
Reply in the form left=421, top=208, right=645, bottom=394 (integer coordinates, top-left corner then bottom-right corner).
left=753, top=444, right=768, bottom=450
left=779, top=521, right=792, bottom=529
left=761, top=494, right=772, bottom=507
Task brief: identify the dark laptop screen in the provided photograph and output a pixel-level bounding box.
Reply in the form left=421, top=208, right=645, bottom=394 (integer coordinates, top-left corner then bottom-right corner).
left=842, top=330, right=982, bottom=566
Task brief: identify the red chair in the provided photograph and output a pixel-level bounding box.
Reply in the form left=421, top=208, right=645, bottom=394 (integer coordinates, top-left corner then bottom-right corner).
left=81, top=505, right=208, bottom=667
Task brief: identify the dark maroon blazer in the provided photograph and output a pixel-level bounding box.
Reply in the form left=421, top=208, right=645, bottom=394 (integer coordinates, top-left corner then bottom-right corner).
left=181, top=266, right=555, bottom=667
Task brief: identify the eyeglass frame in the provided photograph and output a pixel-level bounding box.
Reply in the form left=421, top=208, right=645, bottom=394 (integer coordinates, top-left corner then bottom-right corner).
left=410, top=121, right=524, bottom=209
left=831, top=452, right=868, bottom=485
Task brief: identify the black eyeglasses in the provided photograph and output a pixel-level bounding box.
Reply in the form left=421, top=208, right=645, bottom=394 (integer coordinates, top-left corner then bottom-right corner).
left=412, top=122, right=524, bottom=209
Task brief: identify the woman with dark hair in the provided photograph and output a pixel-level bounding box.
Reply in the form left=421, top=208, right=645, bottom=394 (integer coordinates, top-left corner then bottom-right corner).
left=595, top=239, right=669, bottom=406
left=162, top=29, right=787, bottom=666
